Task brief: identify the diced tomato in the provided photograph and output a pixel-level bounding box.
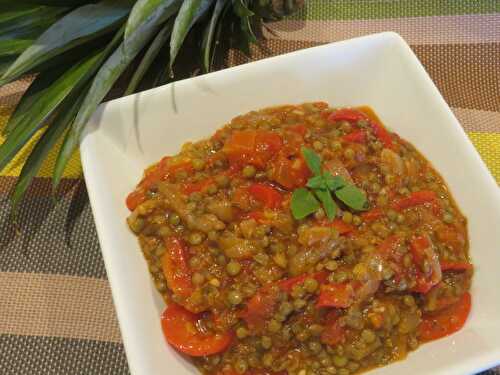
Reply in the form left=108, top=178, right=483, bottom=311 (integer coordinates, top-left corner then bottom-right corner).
left=327, top=108, right=368, bottom=123
left=419, top=292, right=471, bottom=341
left=361, top=208, right=384, bottom=222
left=161, top=303, right=232, bottom=357
left=392, top=190, right=438, bottom=211
left=269, top=154, right=311, bottom=190
left=223, top=130, right=283, bottom=168
left=440, top=261, right=473, bottom=272
left=278, top=271, right=329, bottom=293
left=239, top=285, right=280, bottom=330
left=161, top=237, right=194, bottom=300
left=341, top=130, right=366, bottom=143
left=126, top=189, right=146, bottom=211
left=317, top=283, right=355, bottom=308
left=288, top=124, right=308, bottom=137
left=410, top=236, right=442, bottom=294
left=182, top=178, right=214, bottom=195
left=318, top=219, right=355, bottom=235
left=321, top=310, right=346, bottom=346
left=248, top=184, right=283, bottom=209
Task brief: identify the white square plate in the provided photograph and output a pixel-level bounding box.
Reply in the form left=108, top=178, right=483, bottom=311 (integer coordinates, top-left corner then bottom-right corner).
left=80, top=32, right=500, bottom=375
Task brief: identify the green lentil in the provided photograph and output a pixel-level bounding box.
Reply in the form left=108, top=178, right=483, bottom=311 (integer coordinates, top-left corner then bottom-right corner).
left=227, top=290, right=243, bottom=305
left=188, top=232, right=204, bottom=245
left=304, top=278, right=319, bottom=293
left=242, top=165, right=257, bottom=178
left=261, top=336, right=272, bottom=349
left=168, top=213, right=180, bottom=226
left=344, top=148, right=355, bottom=159
left=236, top=326, right=249, bottom=339
left=226, top=261, right=241, bottom=276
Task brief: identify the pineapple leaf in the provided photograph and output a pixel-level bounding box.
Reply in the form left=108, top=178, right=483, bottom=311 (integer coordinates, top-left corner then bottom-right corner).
left=125, top=0, right=181, bottom=48
left=125, top=19, right=174, bottom=96
left=201, top=0, right=228, bottom=73
left=54, top=0, right=177, bottom=189
left=170, top=0, right=214, bottom=71
left=232, top=0, right=253, bottom=17
left=0, top=50, right=106, bottom=173
left=1, top=0, right=133, bottom=85
left=0, top=5, right=66, bottom=37
left=11, top=86, right=88, bottom=213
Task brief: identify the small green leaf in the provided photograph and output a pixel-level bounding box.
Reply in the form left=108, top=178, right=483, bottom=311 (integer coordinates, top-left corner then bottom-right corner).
left=291, top=187, right=320, bottom=220
left=301, top=146, right=321, bottom=176
left=315, top=189, right=337, bottom=220
left=232, top=0, right=253, bottom=17
left=335, top=185, right=368, bottom=211
left=306, top=175, right=326, bottom=190
left=323, top=172, right=347, bottom=191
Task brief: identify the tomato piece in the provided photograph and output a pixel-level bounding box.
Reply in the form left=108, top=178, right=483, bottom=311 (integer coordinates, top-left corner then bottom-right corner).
left=341, top=130, right=366, bottom=143
left=126, top=189, right=146, bottom=211
left=248, top=183, right=283, bottom=209
left=435, top=224, right=466, bottom=253
left=269, top=154, right=310, bottom=190
left=239, top=285, right=280, bottom=330
left=161, top=303, right=232, bottom=357
left=419, top=292, right=471, bottom=341
left=317, top=283, right=355, bottom=308
left=318, top=219, right=355, bottom=234
left=392, top=190, right=438, bottom=211
left=321, top=310, right=346, bottom=346
left=161, top=237, right=194, bottom=300
left=440, top=261, right=473, bottom=272
left=278, top=271, right=329, bottom=293
left=223, top=130, right=283, bottom=168
left=327, top=108, right=367, bottom=123
left=288, top=124, right=308, bottom=137
left=410, top=236, right=442, bottom=294
left=361, top=208, right=384, bottom=222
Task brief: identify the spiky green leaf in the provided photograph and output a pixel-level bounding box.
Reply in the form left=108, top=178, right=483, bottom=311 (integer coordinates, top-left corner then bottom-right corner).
left=0, top=50, right=105, bottom=173
left=1, top=0, right=132, bottom=85
left=54, top=2, right=178, bottom=188
left=11, top=87, right=88, bottom=213
left=201, top=0, right=228, bottom=73
left=125, top=20, right=174, bottom=96
left=170, top=0, right=214, bottom=70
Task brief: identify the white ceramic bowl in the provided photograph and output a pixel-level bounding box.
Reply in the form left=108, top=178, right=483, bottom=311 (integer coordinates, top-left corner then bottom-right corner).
left=80, top=32, right=500, bottom=375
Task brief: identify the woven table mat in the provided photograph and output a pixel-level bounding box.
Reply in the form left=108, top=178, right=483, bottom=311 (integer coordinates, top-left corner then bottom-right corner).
left=1, top=1, right=499, bottom=374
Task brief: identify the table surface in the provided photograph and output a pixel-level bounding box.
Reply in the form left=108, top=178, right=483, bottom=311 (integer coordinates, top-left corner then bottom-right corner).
left=1, top=1, right=499, bottom=374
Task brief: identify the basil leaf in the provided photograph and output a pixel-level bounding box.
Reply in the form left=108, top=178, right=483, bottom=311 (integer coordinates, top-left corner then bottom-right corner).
left=291, top=187, right=320, bottom=220
left=301, top=146, right=321, bottom=176
left=306, top=175, right=326, bottom=190
left=315, top=189, right=337, bottom=220
left=323, top=172, right=347, bottom=191
left=335, top=185, right=369, bottom=211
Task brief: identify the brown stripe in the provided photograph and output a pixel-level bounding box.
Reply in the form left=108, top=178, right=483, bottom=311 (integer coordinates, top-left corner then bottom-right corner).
left=0, top=335, right=129, bottom=375
left=0, top=272, right=121, bottom=343
left=452, top=107, right=500, bottom=133
left=229, top=41, right=500, bottom=113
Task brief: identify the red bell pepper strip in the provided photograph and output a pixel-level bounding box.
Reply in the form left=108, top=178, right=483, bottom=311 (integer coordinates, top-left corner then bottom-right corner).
left=361, top=208, right=384, bottom=222
left=327, top=108, right=367, bottom=123
left=392, top=190, right=439, bottom=212
left=248, top=183, right=283, bottom=209
left=369, top=120, right=393, bottom=148
left=162, top=237, right=194, bottom=300
left=440, top=261, right=473, bottom=272
left=161, top=303, right=232, bottom=357
left=317, top=219, right=355, bottom=235
left=419, top=292, right=471, bottom=341
left=341, top=130, right=366, bottom=143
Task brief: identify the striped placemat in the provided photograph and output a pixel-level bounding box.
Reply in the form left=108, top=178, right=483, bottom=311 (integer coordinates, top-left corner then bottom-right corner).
left=1, top=1, right=499, bottom=374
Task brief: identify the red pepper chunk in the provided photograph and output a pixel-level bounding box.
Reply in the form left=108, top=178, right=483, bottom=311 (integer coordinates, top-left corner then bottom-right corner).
left=248, top=183, right=283, bottom=209
left=239, top=285, right=280, bottom=331
left=161, top=237, right=194, bottom=300
left=161, top=303, right=232, bottom=357
left=317, top=283, right=356, bottom=308
left=327, top=108, right=367, bottom=123
left=419, top=292, right=471, bottom=341
left=440, top=261, right=473, bottom=272
left=392, top=190, right=438, bottom=211
left=318, top=218, right=355, bottom=235
left=126, top=190, right=146, bottom=211
left=410, top=236, right=442, bottom=294
left=223, top=130, right=283, bottom=169
left=361, top=208, right=384, bottom=222
left=341, top=130, right=366, bottom=143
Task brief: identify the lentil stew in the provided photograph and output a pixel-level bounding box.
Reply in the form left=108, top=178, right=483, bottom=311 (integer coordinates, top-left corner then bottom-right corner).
left=126, top=103, right=472, bottom=375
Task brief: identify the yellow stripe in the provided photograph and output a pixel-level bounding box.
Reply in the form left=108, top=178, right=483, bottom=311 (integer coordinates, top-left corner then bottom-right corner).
left=0, top=113, right=82, bottom=179
left=467, top=132, right=500, bottom=184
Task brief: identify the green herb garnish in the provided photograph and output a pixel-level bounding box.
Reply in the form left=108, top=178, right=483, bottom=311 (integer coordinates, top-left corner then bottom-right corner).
left=290, top=147, right=368, bottom=220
